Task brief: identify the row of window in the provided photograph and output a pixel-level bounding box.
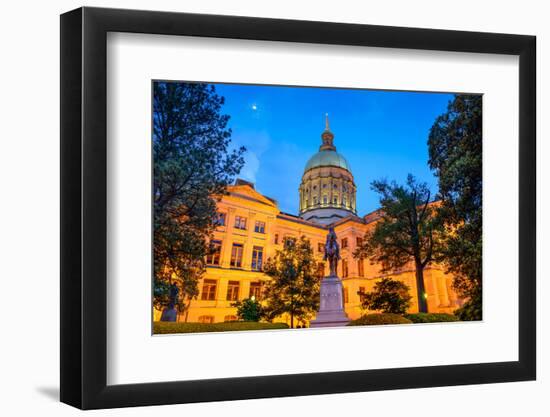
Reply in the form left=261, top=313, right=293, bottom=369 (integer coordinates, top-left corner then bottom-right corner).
left=206, top=241, right=264, bottom=271
left=342, top=286, right=366, bottom=304
left=200, top=278, right=365, bottom=307
left=304, top=195, right=351, bottom=207
left=346, top=259, right=365, bottom=277
left=304, top=183, right=350, bottom=192
left=216, top=214, right=365, bottom=254
left=215, top=212, right=266, bottom=233
left=201, top=279, right=264, bottom=301
left=207, top=239, right=364, bottom=277
left=317, top=237, right=363, bottom=251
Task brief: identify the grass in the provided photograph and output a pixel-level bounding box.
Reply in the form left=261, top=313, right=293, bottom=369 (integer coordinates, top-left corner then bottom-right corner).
left=153, top=321, right=289, bottom=334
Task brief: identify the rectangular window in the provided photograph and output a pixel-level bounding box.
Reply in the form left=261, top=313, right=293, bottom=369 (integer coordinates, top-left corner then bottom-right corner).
left=230, top=243, right=244, bottom=267
left=254, top=220, right=266, bottom=234
left=214, top=212, right=226, bottom=226
left=317, top=262, right=325, bottom=280
left=342, top=259, right=348, bottom=278
left=206, top=240, right=222, bottom=265
left=356, top=236, right=363, bottom=247
left=249, top=281, right=263, bottom=300
left=357, top=258, right=364, bottom=277
left=358, top=286, right=366, bottom=303
left=251, top=246, right=264, bottom=271
left=341, top=238, right=348, bottom=249
left=226, top=280, right=240, bottom=301
left=323, top=195, right=328, bottom=204
left=234, top=216, right=247, bottom=230
left=201, top=279, right=217, bottom=301
left=198, top=315, right=214, bottom=323
left=343, top=287, right=349, bottom=304
left=274, top=234, right=279, bottom=245
left=318, top=242, right=324, bottom=252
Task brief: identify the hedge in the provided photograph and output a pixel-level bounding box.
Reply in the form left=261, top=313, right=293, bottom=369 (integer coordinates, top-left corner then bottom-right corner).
left=404, top=313, right=459, bottom=323
left=153, top=321, right=289, bottom=334
left=347, top=313, right=413, bottom=326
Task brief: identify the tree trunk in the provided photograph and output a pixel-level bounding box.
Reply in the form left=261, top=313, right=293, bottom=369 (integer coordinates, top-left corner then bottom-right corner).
left=415, top=264, right=428, bottom=313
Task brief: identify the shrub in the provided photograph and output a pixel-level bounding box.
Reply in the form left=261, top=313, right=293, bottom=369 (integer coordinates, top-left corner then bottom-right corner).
left=347, top=313, right=412, bottom=326
left=232, top=298, right=264, bottom=322
left=404, top=313, right=459, bottom=323
left=359, top=277, right=412, bottom=314
left=153, top=321, right=288, bottom=334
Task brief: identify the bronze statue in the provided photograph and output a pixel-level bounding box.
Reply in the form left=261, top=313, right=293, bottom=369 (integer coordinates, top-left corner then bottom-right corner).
left=323, top=227, right=340, bottom=277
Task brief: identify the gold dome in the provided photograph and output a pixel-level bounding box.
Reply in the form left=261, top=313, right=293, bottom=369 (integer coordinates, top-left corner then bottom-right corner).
left=299, top=114, right=357, bottom=225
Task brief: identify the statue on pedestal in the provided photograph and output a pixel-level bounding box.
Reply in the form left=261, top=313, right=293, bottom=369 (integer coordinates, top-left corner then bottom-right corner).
left=323, top=227, right=340, bottom=277
left=310, top=227, right=350, bottom=328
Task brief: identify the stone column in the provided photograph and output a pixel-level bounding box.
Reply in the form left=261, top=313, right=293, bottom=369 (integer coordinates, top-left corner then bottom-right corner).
left=436, top=273, right=450, bottom=307
left=217, top=278, right=229, bottom=306
left=240, top=280, right=251, bottom=300
left=242, top=212, right=256, bottom=270
left=220, top=207, right=236, bottom=268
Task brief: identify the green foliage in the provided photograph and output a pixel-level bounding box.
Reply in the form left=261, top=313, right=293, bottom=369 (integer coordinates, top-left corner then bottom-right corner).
left=428, top=94, right=482, bottom=320
left=153, top=321, right=288, bottom=334
left=232, top=298, right=264, bottom=322
left=454, top=290, right=482, bottom=321
left=347, top=313, right=412, bottom=326
left=359, top=277, right=412, bottom=314
left=354, top=175, right=442, bottom=313
left=263, top=237, right=320, bottom=328
left=153, top=81, right=245, bottom=313
left=404, top=313, right=459, bottom=323
left=153, top=279, right=172, bottom=311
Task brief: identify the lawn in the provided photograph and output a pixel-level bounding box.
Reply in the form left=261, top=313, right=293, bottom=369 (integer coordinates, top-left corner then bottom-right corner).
left=154, top=321, right=289, bottom=334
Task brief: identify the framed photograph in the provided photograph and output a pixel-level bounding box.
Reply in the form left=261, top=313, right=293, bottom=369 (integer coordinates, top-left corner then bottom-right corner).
left=60, top=6, right=536, bottom=410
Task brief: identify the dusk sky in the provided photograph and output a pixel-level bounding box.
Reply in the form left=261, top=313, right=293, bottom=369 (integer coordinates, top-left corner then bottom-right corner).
left=214, top=82, right=454, bottom=215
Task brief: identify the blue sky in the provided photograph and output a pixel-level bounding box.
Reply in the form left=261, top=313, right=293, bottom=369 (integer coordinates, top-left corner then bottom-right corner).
left=214, top=83, right=454, bottom=215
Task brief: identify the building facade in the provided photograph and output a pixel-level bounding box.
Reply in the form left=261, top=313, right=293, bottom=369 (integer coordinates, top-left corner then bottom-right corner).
left=162, top=116, right=463, bottom=325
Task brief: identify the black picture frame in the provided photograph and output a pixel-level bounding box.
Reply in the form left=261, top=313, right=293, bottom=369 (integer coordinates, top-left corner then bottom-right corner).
left=60, top=6, right=536, bottom=410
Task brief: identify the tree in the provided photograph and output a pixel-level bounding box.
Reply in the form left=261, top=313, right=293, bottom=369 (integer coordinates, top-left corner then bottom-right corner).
left=354, top=175, right=441, bottom=313
left=153, top=81, right=245, bottom=318
left=428, top=94, right=482, bottom=320
left=263, top=237, right=320, bottom=328
left=231, top=298, right=264, bottom=322
left=358, top=277, right=412, bottom=314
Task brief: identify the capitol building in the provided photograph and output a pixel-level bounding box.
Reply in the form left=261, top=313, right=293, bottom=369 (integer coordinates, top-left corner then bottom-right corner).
left=174, top=116, right=462, bottom=325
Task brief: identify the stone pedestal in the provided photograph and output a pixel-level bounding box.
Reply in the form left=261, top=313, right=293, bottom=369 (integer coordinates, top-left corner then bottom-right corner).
left=310, top=275, right=350, bottom=328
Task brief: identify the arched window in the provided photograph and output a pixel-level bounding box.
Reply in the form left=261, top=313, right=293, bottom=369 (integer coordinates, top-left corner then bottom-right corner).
left=313, top=196, right=318, bottom=205
left=333, top=196, right=338, bottom=205
left=323, top=195, right=328, bottom=205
